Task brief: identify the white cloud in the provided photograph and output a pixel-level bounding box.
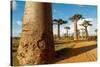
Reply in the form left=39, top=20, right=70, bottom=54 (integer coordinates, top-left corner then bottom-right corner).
left=77, top=19, right=84, bottom=30
left=53, top=26, right=66, bottom=36
left=53, top=18, right=97, bottom=36
left=16, top=20, right=22, bottom=26
left=77, top=18, right=97, bottom=35
left=77, top=18, right=95, bottom=30
left=68, top=18, right=96, bottom=35
left=69, top=22, right=74, bottom=34
left=53, top=27, right=58, bottom=35
left=12, top=20, right=22, bottom=37
left=84, top=18, right=94, bottom=21
left=60, top=28, right=66, bottom=36
left=12, top=0, right=16, bottom=11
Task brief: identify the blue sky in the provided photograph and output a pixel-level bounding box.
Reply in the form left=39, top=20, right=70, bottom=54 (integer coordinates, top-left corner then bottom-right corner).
left=12, top=1, right=25, bottom=37
left=52, top=3, right=97, bottom=36
left=12, top=1, right=97, bottom=37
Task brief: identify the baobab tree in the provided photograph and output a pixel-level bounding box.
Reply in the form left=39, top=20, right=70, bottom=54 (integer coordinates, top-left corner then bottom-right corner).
left=80, top=28, right=85, bottom=40
left=17, top=2, right=55, bottom=65
left=77, top=29, right=80, bottom=40
left=94, top=29, right=97, bottom=40
left=69, top=14, right=84, bottom=40
left=64, top=26, right=70, bottom=37
left=80, top=20, right=92, bottom=40
left=95, top=29, right=97, bottom=36
left=53, top=19, right=67, bottom=38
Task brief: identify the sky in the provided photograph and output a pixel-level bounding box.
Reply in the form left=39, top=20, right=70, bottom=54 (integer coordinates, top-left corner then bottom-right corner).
left=11, top=1, right=97, bottom=37
left=12, top=1, right=25, bottom=37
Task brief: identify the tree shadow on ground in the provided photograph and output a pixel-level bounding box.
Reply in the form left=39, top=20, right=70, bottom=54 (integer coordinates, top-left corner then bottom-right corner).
left=54, top=44, right=97, bottom=63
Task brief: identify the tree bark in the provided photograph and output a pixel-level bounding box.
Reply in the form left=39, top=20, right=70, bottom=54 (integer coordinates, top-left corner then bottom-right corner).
left=74, top=21, right=78, bottom=40
left=58, top=24, right=60, bottom=38
left=85, top=27, right=88, bottom=40
left=17, top=2, right=54, bottom=65
left=67, top=29, right=68, bottom=37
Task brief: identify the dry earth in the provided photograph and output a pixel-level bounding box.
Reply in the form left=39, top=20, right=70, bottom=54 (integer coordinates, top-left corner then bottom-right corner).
left=54, top=40, right=97, bottom=63
left=12, top=38, right=97, bottom=65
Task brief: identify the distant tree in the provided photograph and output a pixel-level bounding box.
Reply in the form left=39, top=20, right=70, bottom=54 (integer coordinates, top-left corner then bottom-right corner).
left=77, top=29, right=80, bottom=40
left=94, top=29, right=97, bottom=40
left=80, top=20, right=92, bottom=40
left=53, top=34, right=58, bottom=39
left=53, top=19, right=67, bottom=38
left=95, top=29, right=97, bottom=36
left=80, top=28, right=85, bottom=40
left=64, top=26, right=70, bottom=37
left=69, top=14, right=84, bottom=40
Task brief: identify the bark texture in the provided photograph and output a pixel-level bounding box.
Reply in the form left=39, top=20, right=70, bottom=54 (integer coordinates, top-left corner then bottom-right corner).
left=17, top=2, right=54, bottom=65
left=58, top=24, right=60, bottom=38
left=85, top=27, right=88, bottom=40
left=74, top=21, right=78, bottom=40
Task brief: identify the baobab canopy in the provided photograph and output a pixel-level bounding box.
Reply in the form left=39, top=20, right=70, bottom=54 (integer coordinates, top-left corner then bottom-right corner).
left=69, top=14, right=84, bottom=22
left=53, top=19, right=67, bottom=25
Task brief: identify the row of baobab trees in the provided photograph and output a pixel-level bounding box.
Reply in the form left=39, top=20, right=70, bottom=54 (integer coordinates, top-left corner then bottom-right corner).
left=16, top=2, right=97, bottom=65
left=53, top=14, right=97, bottom=40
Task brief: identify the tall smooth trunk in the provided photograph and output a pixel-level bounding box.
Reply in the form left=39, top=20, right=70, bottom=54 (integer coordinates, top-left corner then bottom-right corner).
left=67, top=29, right=68, bottom=37
left=85, top=27, right=88, bottom=40
left=74, top=21, right=78, bottom=40
left=82, top=30, right=84, bottom=40
left=17, top=2, right=54, bottom=65
left=58, top=24, right=60, bottom=38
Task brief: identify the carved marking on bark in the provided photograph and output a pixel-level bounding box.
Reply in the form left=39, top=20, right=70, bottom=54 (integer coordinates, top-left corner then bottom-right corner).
left=21, top=42, right=29, bottom=49
left=24, top=44, right=28, bottom=48
left=32, top=44, right=36, bottom=50
left=37, top=39, right=45, bottom=50
left=25, top=49, right=28, bottom=52
left=23, top=30, right=30, bottom=32
left=19, top=52, right=25, bottom=58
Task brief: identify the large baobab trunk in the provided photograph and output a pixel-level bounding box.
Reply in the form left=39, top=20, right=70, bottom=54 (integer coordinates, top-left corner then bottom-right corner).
left=74, top=21, right=78, bottom=40
left=66, top=29, right=68, bottom=37
left=17, top=2, right=54, bottom=65
left=81, top=29, right=85, bottom=40
left=85, top=27, right=88, bottom=40
left=77, top=30, right=80, bottom=40
left=58, top=24, right=60, bottom=38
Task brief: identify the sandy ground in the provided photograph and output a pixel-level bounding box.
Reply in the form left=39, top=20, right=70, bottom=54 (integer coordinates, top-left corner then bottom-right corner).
left=12, top=38, right=97, bottom=65
left=55, top=41, right=97, bottom=63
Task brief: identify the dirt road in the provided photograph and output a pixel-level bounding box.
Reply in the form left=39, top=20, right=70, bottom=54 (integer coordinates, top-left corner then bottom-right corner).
left=55, top=41, right=97, bottom=63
